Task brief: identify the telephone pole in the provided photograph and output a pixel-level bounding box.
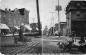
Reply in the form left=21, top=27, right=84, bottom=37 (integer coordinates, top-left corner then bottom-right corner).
left=50, top=12, right=55, bottom=35
left=36, top=0, right=41, bottom=35
left=56, top=0, right=62, bottom=37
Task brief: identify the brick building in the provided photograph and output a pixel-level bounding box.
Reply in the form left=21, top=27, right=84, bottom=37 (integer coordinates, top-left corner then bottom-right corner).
left=66, top=0, right=86, bottom=37
left=0, top=8, right=29, bottom=27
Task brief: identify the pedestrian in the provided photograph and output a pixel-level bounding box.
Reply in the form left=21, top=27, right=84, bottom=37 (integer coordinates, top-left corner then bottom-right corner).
left=79, top=36, right=85, bottom=53
left=79, top=35, right=85, bottom=45
left=19, top=26, right=23, bottom=41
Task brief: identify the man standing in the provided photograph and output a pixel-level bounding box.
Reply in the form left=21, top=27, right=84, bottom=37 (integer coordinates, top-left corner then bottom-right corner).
left=19, top=26, right=23, bottom=41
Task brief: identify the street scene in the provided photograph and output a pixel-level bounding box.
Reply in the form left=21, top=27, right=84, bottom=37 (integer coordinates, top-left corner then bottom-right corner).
left=0, top=0, right=86, bottom=55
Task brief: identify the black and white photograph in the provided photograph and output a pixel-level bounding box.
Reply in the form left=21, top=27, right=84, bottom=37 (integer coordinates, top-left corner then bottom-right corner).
left=0, top=0, right=86, bottom=55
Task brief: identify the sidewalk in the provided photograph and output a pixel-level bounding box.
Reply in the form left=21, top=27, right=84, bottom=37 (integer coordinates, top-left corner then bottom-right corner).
left=3, top=32, right=29, bottom=37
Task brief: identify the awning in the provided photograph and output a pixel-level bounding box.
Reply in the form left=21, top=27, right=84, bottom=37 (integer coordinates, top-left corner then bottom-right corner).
left=36, top=27, right=38, bottom=30
left=0, top=23, right=9, bottom=29
left=54, top=31, right=58, bottom=34
left=14, top=26, right=20, bottom=30
left=23, top=25, right=32, bottom=30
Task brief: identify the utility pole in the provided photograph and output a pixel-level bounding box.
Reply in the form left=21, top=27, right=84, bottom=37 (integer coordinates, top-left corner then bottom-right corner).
left=36, top=0, right=41, bottom=35
left=50, top=12, right=55, bottom=36
left=12, top=12, right=15, bottom=44
left=58, top=0, right=60, bottom=37
left=56, top=0, right=62, bottom=37
left=0, top=13, right=1, bottom=33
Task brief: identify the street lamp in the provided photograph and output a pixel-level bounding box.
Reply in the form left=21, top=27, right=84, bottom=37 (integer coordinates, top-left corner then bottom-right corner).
left=56, top=0, right=62, bottom=37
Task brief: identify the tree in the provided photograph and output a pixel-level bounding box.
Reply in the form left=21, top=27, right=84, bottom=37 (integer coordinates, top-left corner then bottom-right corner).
left=30, top=23, right=38, bottom=32
left=43, top=26, right=48, bottom=35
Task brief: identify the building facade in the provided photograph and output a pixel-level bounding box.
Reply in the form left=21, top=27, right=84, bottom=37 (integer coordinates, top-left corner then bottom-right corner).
left=60, top=22, right=67, bottom=36
left=0, top=8, right=29, bottom=27
left=66, top=1, right=86, bottom=37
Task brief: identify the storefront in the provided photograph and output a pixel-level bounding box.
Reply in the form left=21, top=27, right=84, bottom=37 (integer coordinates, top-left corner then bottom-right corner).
left=23, top=24, right=32, bottom=32
left=0, top=23, right=10, bottom=35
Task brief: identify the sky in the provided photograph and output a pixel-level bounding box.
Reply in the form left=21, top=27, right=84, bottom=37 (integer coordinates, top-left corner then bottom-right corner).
left=0, top=0, right=70, bottom=30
